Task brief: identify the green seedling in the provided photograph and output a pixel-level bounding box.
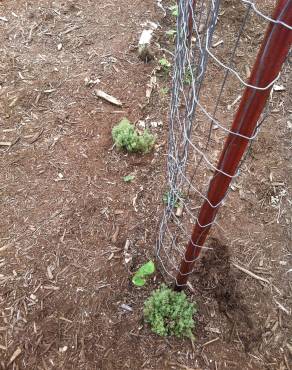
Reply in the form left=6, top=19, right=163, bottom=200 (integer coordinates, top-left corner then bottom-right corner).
left=159, top=58, right=171, bottom=69
left=144, top=284, right=196, bottom=339
left=112, top=118, right=155, bottom=153
left=123, top=174, right=135, bottom=182
left=170, top=5, right=178, bottom=17
left=132, top=261, right=155, bottom=287
left=158, top=58, right=172, bottom=75
left=184, top=68, right=192, bottom=85
left=160, top=87, right=169, bottom=96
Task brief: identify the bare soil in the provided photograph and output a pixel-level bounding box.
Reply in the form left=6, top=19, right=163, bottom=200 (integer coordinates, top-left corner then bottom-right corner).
left=0, top=1, right=291, bottom=370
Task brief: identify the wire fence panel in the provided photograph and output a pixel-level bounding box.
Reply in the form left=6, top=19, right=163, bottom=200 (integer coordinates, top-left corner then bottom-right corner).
left=156, top=0, right=292, bottom=287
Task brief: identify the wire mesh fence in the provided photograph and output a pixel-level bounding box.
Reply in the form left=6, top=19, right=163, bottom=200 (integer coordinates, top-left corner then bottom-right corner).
left=156, top=0, right=292, bottom=288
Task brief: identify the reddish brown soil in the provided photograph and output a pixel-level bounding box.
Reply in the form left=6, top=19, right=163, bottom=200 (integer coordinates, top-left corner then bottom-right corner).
left=0, top=1, right=291, bottom=370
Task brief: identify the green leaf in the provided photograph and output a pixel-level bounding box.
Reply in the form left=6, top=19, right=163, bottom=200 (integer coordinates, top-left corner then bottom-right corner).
left=123, top=174, right=135, bottom=182
left=170, top=5, right=178, bottom=17
left=136, top=261, right=155, bottom=276
left=160, top=87, right=169, bottom=96
left=166, top=29, right=176, bottom=37
left=132, top=276, right=146, bottom=286
left=159, top=58, right=171, bottom=68
left=132, top=261, right=155, bottom=287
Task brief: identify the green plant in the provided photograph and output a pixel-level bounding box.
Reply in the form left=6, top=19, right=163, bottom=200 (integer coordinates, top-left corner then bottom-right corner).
left=158, top=58, right=171, bottom=74
left=170, top=5, right=178, bottom=17
left=163, top=191, right=183, bottom=208
left=144, top=284, right=196, bottom=339
left=184, top=68, right=192, bottom=85
left=123, top=174, right=135, bottom=182
left=112, top=118, right=155, bottom=153
left=132, top=261, right=155, bottom=286
left=160, top=87, right=169, bottom=96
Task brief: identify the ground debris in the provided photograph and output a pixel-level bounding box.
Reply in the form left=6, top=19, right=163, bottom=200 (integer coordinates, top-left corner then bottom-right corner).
left=7, top=347, right=22, bottom=366
left=94, top=89, right=122, bottom=106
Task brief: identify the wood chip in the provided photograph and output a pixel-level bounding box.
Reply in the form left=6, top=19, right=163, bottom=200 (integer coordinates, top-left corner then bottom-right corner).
left=274, top=299, right=291, bottom=315
left=146, top=75, right=156, bottom=99
left=29, top=128, right=44, bottom=144
left=175, top=206, right=183, bottom=217
left=42, top=285, right=59, bottom=290
left=0, top=245, right=11, bottom=252
left=47, top=266, right=54, bottom=280
left=212, top=40, right=223, bottom=48
left=94, top=90, right=122, bottom=106
left=202, top=337, right=219, bottom=347
left=227, top=95, right=241, bottom=111
left=59, top=317, right=73, bottom=323
left=7, top=347, right=21, bottom=366
left=124, top=239, right=132, bottom=264
left=111, top=226, right=120, bottom=244
left=286, top=343, right=292, bottom=356
left=61, top=25, right=80, bottom=35
left=206, top=327, right=221, bottom=334
left=232, top=262, right=271, bottom=285
left=0, top=142, right=12, bottom=146
left=273, top=84, right=285, bottom=92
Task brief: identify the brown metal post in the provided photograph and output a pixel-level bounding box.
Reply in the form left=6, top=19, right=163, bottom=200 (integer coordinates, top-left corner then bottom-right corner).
left=175, top=0, right=292, bottom=290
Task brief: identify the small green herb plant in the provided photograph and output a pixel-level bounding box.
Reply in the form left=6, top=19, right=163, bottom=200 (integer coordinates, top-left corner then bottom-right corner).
left=158, top=58, right=171, bottom=74
left=144, top=284, right=196, bottom=339
left=184, top=68, right=192, bottom=85
left=112, top=118, right=155, bottom=153
left=170, top=5, right=178, bottom=17
left=132, top=261, right=155, bottom=286
left=123, top=174, right=135, bottom=183
left=160, top=87, right=169, bottom=96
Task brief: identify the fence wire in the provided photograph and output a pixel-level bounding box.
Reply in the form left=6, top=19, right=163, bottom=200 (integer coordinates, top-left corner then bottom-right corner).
left=156, top=0, right=291, bottom=285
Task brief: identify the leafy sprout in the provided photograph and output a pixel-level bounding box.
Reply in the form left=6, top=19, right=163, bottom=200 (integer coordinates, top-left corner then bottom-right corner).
left=160, top=87, right=169, bottom=96
left=170, top=5, right=178, bottom=17
left=123, top=174, right=135, bottom=182
left=184, top=68, right=193, bottom=85
left=132, top=261, right=155, bottom=286
left=158, top=58, right=172, bottom=74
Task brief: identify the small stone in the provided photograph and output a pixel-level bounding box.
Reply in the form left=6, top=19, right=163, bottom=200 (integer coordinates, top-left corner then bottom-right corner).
left=120, top=304, right=133, bottom=312
left=59, top=346, right=68, bottom=353
left=137, top=120, right=146, bottom=129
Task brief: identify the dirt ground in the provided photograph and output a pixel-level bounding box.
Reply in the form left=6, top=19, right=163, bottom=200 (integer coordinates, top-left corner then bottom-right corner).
left=0, top=1, right=291, bottom=369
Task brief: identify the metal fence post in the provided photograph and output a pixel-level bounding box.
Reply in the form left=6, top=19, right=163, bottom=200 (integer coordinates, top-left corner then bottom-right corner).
left=175, top=0, right=292, bottom=290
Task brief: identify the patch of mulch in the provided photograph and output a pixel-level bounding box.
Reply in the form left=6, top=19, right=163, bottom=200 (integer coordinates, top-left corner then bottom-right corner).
left=197, top=239, right=262, bottom=351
